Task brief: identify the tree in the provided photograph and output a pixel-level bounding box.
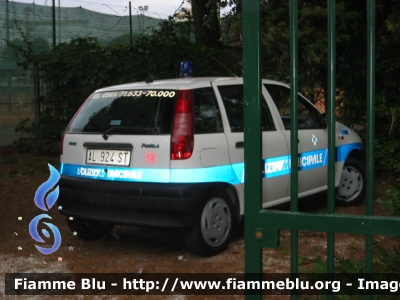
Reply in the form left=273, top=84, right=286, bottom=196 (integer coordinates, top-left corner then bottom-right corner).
left=4, top=37, right=50, bottom=69
left=190, top=0, right=223, bottom=48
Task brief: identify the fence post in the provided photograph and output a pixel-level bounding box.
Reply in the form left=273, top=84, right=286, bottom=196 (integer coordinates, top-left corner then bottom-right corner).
left=52, top=0, right=56, bottom=47
left=34, top=64, right=40, bottom=126
left=6, top=0, right=12, bottom=112
left=5, top=0, right=10, bottom=48
left=58, top=0, right=61, bottom=44
left=129, top=2, right=133, bottom=46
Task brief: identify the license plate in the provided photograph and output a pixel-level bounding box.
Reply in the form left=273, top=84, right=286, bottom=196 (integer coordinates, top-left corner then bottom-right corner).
left=86, top=149, right=131, bottom=166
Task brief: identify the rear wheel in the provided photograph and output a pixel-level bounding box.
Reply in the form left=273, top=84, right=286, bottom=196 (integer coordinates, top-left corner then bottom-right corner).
left=335, top=158, right=366, bottom=206
left=184, top=191, right=236, bottom=257
left=66, top=217, right=114, bottom=241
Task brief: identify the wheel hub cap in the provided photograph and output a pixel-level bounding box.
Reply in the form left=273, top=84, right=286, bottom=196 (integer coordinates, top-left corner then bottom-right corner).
left=201, top=198, right=231, bottom=247
left=336, top=166, right=363, bottom=201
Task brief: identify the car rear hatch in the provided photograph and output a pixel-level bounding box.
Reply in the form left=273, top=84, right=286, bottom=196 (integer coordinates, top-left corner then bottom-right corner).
left=60, top=88, right=177, bottom=183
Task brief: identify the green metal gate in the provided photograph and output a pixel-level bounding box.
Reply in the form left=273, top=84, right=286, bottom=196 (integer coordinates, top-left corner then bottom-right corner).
left=242, top=0, right=399, bottom=298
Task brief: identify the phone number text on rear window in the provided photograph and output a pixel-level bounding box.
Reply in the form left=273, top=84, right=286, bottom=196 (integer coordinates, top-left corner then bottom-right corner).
left=92, top=91, right=176, bottom=99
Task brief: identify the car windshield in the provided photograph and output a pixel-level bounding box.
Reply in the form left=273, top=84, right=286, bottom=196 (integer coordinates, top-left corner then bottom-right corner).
left=68, top=90, right=176, bottom=135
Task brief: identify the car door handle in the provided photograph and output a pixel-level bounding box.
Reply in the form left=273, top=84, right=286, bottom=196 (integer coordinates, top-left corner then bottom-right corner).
left=236, top=141, right=244, bottom=148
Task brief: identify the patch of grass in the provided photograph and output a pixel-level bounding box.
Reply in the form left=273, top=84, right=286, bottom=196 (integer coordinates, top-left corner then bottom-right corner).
left=310, top=245, right=319, bottom=255
left=8, top=169, right=18, bottom=177
left=2, top=155, right=18, bottom=164
left=334, top=256, right=364, bottom=273
left=347, top=242, right=360, bottom=256
left=377, top=183, right=400, bottom=217
left=298, top=254, right=309, bottom=265
left=1, top=147, right=60, bottom=181
left=307, top=256, right=327, bottom=273
left=278, top=246, right=289, bottom=256
left=374, top=243, right=400, bottom=273
left=304, top=244, right=400, bottom=275
left=19, top=164, right=35, bottom=175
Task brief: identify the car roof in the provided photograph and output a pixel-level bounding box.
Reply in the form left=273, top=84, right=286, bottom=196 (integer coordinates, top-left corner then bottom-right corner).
left=95, top=77, right=288, bottom=92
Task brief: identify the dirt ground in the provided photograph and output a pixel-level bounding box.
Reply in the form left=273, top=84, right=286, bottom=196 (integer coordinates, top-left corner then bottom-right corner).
left=1, top=147, right=399, bottom=299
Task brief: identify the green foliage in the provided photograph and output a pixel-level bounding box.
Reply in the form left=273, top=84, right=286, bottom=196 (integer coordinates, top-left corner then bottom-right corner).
left=10, top=0, right=400, bottom=168
left=307, top=256, right=327, bottom=273
left=305, top=245, right=363, bottom=273
left=377, top=184, right=400, bottom=217
left=14, top=19, right=236, bottom=154
left=2, top=155, right=18, bottom=164
left=334, top=256, right=364, bottom=273
left=255, top=0, right=400, bottom=174
left=374, top=244, right=400, bottom=273
left=107, top=33, right=139, bottom=47
left=305, top=244, right=400, bottom=275
left=3, top=6, right=51, bottom=69
left=2, top=37, right=49, bottom=69
left=220, top=11, right=242, bottom=47
left=298, top=254, right=309, bottom=265
left=308, top=255, right=362, bottom=274
left=324, top=1, right=400, bottom=175
left=278, top=246, right=289, bottom=256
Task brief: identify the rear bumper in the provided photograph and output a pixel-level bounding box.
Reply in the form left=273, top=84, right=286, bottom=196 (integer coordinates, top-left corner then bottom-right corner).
left=58, top=176, right=214, bottom=228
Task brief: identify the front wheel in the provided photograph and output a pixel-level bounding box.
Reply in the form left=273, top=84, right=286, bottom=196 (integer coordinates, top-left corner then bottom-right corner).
left=184, top=191, right=236, bottom=257
left=335, top=158, right=366, bottom=206
left=66, top=217, right=114, bottom=241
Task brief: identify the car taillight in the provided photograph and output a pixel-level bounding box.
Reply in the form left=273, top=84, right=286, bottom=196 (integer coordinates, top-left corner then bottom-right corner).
left=171, top=90, right=194, bottom=160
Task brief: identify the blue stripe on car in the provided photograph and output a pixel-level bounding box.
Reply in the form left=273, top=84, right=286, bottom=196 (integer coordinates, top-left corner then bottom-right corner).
left=60, top=143, right=362, bottom=183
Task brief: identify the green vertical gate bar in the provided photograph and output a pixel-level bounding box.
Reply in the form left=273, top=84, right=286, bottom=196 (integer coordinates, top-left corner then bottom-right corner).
left=327, top=0, right=336, bottom=291
left=243, top=0, right=263, bottom=293
left=289, top=1, right=299, bottom=299
left=365, top=0, right=375, bottom=285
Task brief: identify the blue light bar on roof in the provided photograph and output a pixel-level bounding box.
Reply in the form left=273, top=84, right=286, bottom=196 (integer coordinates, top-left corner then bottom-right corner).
left=180, top=61, right=193, bottom=78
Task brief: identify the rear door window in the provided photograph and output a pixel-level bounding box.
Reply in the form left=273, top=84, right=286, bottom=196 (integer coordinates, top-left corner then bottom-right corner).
left=217, top=84, right=275, bottom=132
left=193, top=87, right=223, bottom=134
left=68, top=90, right=176, bottom=135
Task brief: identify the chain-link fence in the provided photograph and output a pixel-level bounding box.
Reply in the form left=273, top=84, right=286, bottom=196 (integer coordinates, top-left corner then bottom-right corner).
left=0, top=0, right=165, bottom=147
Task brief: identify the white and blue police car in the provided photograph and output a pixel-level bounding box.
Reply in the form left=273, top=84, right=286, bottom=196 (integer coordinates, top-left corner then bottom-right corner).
left=58, top=64, right=365, bottom=256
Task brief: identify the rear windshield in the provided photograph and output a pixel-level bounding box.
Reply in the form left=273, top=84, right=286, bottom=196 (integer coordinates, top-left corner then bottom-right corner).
left=68, top=90, right=176, bottom=134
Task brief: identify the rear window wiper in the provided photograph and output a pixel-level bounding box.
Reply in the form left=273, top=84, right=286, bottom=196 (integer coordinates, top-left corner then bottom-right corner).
left=102, top=127, right=157, bottom=140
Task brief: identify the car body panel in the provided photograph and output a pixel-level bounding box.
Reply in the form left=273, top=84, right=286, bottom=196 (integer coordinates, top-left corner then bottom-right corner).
left=59, top=77, right=364, bottom=225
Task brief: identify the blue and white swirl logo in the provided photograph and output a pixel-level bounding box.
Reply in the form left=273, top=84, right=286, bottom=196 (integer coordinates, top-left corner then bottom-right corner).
left=29, top=164, right=62, bottom=255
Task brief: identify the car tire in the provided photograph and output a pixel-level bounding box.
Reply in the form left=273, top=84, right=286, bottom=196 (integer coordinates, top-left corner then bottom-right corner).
left=184, top=191, right=236, bottom=257
left=335, top=158, right=366, bottom=206
left=66, top=217, right=114, bottom=241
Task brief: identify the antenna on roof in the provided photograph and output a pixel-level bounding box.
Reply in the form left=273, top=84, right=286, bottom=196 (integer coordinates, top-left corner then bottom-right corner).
left=211, top=56, right=238, bottom=77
